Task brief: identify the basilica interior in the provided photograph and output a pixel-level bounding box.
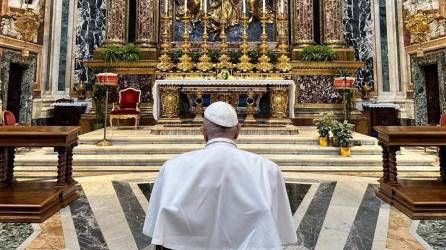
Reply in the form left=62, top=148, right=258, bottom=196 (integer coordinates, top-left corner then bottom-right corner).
left=0, top=0, right=446, bottom=249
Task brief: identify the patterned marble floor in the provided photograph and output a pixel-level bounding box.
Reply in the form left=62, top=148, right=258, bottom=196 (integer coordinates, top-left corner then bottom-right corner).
left=1, top=173, right=445, bottom=250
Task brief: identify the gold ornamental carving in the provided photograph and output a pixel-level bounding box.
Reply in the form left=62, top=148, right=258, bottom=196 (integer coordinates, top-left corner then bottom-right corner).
left=135, top=0, right=156, bottom=46
left=106, top=0, right=127, bottom=44
left=270, top=86, right=288, bottom=119
left=177, top=15, right=194, bottom=72
left=157, top=15, right=174, bottom=72
left=245, top=89, right=256, bottom=122
left=405, top=11, right=430, bottom=44
left=322, top=0, right=344, bottom=47
left=257, top=14, right=273, bottom=73
left=161, top=86, right=180, bottom=118
left=197, top=15, right=213, bottom=72
left=293, top=0, right=314, bottom=46
left=237, top=15, right=253, bottom=72
left=13, top=9, right=41, bottom=43
left=217, top=20, right=233, bottom=69
left=276, top=13, right=291, bottom=72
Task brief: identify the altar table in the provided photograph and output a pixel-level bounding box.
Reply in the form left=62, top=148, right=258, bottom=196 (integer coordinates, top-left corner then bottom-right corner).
left=0, top=126, right=80, bottom=222
left=153, top=79, right=296, bottom=121
left=374, top=126, right=446, bottom=219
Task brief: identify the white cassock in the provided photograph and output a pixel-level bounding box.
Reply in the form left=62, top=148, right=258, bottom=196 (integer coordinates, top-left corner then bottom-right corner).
left=143, top=138, right=297, bottom=250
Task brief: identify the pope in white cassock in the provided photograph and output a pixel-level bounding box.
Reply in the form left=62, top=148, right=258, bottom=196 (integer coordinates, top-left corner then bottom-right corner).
left=143, top=101, right=297, bottom=250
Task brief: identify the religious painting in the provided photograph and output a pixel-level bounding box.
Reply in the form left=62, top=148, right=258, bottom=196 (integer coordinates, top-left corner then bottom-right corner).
left=172, top=0, right=277, bottom=43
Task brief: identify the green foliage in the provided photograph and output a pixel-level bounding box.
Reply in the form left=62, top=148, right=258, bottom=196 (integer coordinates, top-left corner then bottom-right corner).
left=300, top=45, right=336, bottom=62
left=247, top=50, right=260, bottom=63
left=334, top=68, right=352, bottom=77
left=101, top=43, right=140, bottom=62
left=191, top=51, right=202, bottom=63
left=267, top=51, right=278, bottom=63
left=332, top=120, right=354, bottom=147
left=93, top=85, right=106, bottom=126
left=170, top=50, right=183, bottom=63
left=209, top=49, right=221, bottom=63
left=229, top=50, right=242, bottom=64
left=313, top=112, right=334, bottom=138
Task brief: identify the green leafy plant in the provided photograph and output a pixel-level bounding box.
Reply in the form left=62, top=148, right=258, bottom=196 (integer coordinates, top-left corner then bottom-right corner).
left=313, top=112, right=334, bottom=138
left=267, top=51, right=278, bottom=64
left=170, top=50, right=183, bottom=63
left=300, top=45, right=336, bottom=62
left=93, top=84, right=106, bottom=127
left=191, top=51, right=202, bottom=63
left=101, top=43, right=140, bottom=62
left=247, top=50, right=260, bottom=63
left=332, top=120, right=354, bottom=147
left=209, top=49, right=221, bottom=63
left=229, top=50, right=242, bottom=64
left=334, top=68, right=352, bottom=77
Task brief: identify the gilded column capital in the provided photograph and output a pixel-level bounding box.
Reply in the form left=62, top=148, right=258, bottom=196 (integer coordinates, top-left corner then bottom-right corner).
left=136, top=0, right=157, bottom=47
left=105, top=0, right=127, bottom=44
left=322, top=0, right=345, bottom=48
left=293, top=0, right=314, bottom=47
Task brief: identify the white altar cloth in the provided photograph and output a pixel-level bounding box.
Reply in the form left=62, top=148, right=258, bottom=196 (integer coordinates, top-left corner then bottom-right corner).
left=152, top=79, right=296, bottom=120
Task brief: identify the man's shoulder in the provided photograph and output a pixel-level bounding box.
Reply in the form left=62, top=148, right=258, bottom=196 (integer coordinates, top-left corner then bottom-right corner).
left=237, top=148, right=280, bottom=169
left=163, top=148, right=205, bottom=167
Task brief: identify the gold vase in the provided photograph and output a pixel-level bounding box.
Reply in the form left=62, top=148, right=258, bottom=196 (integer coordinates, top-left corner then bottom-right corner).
left=319, top=136, right=329, bottom=147
left=340, top=146, right=352, bottom=157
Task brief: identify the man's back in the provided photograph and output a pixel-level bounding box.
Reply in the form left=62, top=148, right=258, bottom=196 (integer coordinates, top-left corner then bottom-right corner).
left=143, top=138, right=297, bottom=250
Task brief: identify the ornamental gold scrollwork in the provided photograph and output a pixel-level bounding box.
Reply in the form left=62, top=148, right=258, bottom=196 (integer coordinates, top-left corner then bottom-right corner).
left=270, top=86, right=288, bottom=119
left=161, top=86, right=180, bottom=118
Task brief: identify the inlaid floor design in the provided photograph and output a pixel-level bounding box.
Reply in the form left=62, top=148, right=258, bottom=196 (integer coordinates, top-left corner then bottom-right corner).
left=1, top=173, right=445, bottom=250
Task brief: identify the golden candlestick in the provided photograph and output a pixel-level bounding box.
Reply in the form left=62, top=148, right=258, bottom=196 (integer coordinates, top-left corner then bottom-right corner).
left=237, top=15, right=253, bottom=72
left=197, top=15, right=213, bottom=72
left=276, top=13, right=291, bottom=72
left=157, top=14, right=174, bottom=72
left=217, top=19, right=233, bottom=69
left=257, top=14, right=273, bottom=73
left=177, top=15, right=194, bottom=72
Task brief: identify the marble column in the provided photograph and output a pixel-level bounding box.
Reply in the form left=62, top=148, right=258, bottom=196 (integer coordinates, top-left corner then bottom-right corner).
left=0, top=0, right=8, bottom=16
left=293, top=0, right=314, bottom=47
left=323, top=0, right=344, bottom=47
left=135, top=0, right=157, bottom=47
left=105, top=0, right=127, bottom=44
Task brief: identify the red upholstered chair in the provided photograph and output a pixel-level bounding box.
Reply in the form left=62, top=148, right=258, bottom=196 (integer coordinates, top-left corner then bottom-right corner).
left=110, top=88, right=141, bottom=129
left=2, top=110, right=17, bottom=126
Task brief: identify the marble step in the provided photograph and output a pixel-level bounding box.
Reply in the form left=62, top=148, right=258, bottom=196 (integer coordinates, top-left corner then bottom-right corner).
left=14, top=153, right=435, bottom=167
left=13, top=164, right=440, bottom=174
left=40, top=144, right=383, bottom=156
left=79, top=135, right=377, bottom=146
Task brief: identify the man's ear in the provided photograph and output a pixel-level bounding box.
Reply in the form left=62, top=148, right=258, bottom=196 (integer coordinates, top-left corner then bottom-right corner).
left=201, top=126, right=209, bottom=142
left=233, top=123, right=242, bottom=140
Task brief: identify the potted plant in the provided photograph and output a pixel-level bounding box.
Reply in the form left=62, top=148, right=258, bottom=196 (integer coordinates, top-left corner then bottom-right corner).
left=313, top=112, right=333, bottom=146
left=300, top=45, right=336, bottom=62
left=333, top=120, right=354, bottom=157
left=101, top=43, right=140, bottom=62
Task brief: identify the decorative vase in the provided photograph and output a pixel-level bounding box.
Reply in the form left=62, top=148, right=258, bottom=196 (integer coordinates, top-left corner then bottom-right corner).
left=334, top=77, right=355, bottom=88
left=339, top=146, right=352, bottom=157
left=96, top=73, right=119, bottom=86
left=319, top=136, right=329, bottom=147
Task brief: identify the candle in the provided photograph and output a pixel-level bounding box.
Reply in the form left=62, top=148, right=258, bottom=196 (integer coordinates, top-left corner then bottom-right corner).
left=262, top=0, right=265, bottom=14
left=185, top=0, right=188, bottom=13
left=242, top=0, right=246, bottom=15
left=165, top=0, right=168, bottom=14
left=280, top=0, right=284, bottom=14
left=204, top=0, right=207, bottom=14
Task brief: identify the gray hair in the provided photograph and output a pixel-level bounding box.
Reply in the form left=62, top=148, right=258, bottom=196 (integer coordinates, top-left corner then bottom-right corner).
left=203, top=118, right=238, bottom=139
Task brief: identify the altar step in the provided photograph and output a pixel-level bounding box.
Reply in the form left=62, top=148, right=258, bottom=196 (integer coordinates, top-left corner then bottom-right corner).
left=14, top=152, right=435, bottom=167
left=12, top=126, right=439, bottom=176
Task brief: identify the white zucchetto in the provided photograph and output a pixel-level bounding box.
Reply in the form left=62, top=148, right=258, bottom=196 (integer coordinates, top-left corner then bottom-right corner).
left=204, top=101, right=238, bottom=128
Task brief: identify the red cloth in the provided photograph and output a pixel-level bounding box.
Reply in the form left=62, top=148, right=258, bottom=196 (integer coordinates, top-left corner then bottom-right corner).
left=110, top=109, right=140, bottom=115
left=3, top=111, right=16, bottom=126
left=119, top=89, right=141, bottom=109
left=440, top=114, right=446, bottom=126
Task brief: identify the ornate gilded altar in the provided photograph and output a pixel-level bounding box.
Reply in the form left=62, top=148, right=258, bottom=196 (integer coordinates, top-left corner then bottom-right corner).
left=153, top=79, right=295, bottom=123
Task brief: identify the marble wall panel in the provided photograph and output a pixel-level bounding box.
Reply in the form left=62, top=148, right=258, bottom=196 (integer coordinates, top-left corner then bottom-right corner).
left=296, top=75, right=342, bottom=104
left=410, top=51, right=446, bottom=125
left=75, top=0, right=106, bottom=85
left=343, top=0, right=374, bottom=88
left=0, top=50, right=36, bottom=124
left=108, top=74, right=153, bottom=103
